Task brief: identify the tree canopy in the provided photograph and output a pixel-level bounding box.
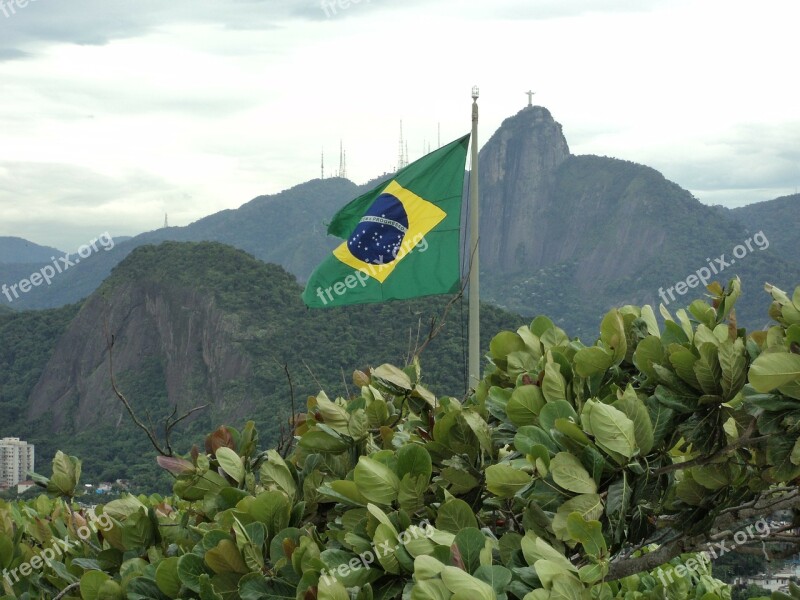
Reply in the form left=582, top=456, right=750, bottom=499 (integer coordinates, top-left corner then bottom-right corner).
left=2, top=279, right=800, bottom=600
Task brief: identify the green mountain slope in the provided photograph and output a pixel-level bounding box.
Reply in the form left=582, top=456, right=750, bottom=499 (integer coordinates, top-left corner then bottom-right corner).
left=1, top=241, right=521, bottom=491
left=3, top=108, right=795, bottom=344
left=730, top=193, right=799, bottom=253
left=0, top=236, right=62, bottom=263
left=478, top=110, right=799, bottom=335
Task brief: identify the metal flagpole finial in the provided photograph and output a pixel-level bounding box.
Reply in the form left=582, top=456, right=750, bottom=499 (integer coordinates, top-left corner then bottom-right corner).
left=471, top=86, right=479, bottom=101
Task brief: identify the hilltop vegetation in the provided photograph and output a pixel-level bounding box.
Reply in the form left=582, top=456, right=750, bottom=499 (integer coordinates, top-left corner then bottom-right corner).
left=2, top=279, right=800, bottom=600
left=1, top=242, right=521, bottom=492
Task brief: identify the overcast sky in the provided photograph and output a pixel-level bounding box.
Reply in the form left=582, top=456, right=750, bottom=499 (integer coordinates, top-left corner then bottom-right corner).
left=0, top=0, right=797, bottom=250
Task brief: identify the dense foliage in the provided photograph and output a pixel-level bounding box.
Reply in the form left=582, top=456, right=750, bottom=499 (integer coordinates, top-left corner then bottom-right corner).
left=2, top=279, right=800, bottom=599
left=0, top=242, right=521, bottom=491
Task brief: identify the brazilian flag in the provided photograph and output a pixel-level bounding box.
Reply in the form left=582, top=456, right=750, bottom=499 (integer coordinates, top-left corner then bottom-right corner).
left=302, top=134, right=470, bottom=308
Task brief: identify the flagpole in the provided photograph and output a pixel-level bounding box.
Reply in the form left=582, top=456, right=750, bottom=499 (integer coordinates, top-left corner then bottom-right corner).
left=468, top=86, right=480, bottom=388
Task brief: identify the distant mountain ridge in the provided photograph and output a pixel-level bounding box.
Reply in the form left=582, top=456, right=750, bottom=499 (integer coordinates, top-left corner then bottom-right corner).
left=0, top=236, right=62, bottom=264
left=3, top=241, right=521, bottom=487
left=1, top=107, right=797, bottom=337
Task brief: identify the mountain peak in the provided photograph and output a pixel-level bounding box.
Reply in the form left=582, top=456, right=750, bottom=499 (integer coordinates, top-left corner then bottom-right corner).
left=478, top=105, right=571, bottom=270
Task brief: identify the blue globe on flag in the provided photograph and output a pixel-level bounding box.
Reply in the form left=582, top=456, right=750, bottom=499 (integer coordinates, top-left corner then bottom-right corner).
left=347, top=193, right=409, bottom=265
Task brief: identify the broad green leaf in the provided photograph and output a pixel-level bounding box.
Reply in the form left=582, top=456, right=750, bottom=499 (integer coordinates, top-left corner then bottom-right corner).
left=474, top=565, right=513, bottom=598
left=126, top=577, right=170, bottom=600
left=766, top=435, right=800, bottom=482
left=578, top=562, right=608, bottom=584
left=372, top=364, right=412, bottom=391
left=436, top=498, right=478, bottom=533
left=318, top=575, right=350, bottom=600
left=298, top=430, right=349, bottom=453
left=177, top=553, right=210, bottom=593
left=554, top=418, right=590, bottom=446
left=414, top=555, right=446, bottom=580
left=612, top=386, right=654, bottom=455
left=410, top=579, right=450, bottom=600
left=205, top=539, right=248, bottom=574
left=398, top=473, right=428, bottom=513
left=215, top=447, right=245, bottom=484
left=582, top=400, right=637, bottom=459
left=461, top=410, right=493, bottom=455
left=507, top=385, right=546, bottom=426
left=485, top=464, right=532, bottom=498
left=396, top=444, right=433, bottom=482
left=552, top=493, right=603, bottom=541
left=539, top=401, right=578, bottom=435
left=600, top=310, right=627, bottom=364
left=566, top=513, right=607, bottom=557
left=49, top=451, right=82, bottom=497
left=632, top=336, right=664, bottom=382
left=441, top=566, right=495, bottom=599
left=691, top=464, right=730, bottom=490
left=792, top=438, right=800, bottom=466
left=669, top=348, right=701, bottom=390
left=373, top=523, right=401, bottom=574
left=454, top=527, right=487, bottom=574
left=676, top=475, right=707, bottom=506
left=354, top=456, right=400, bottom=506
left=515, top=426, right=559, bottom=455
left=318, top=480, right=368, bottom=507
left=749, top=352, right=800, bottom=392
left=542, top=363, right=567, bottom=403
left=640, top=305, right=660, bottom=336
left=551, top=572, right=585, bottom=600
left=260, top=450, right=297, bottom=499
left=239, top=573, right=295, bottom=600
left=550, top=453, right=597, bottom=494
left=81, top=570, right=112, bottom=600
left=249, top=490, right=291, bottom=539
left=520, top=532, right=576, bottom=572
left=315, top=391, right=351, bottom=433
left=155, top=557, right=182, bottom=598
left=574, top=347, right=614, bottom=377
left=491, top=331, right=527, bottom=361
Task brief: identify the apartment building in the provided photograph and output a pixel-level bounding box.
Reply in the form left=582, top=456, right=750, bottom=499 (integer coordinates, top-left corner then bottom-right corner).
left=0, top=437, right=35, bottom=487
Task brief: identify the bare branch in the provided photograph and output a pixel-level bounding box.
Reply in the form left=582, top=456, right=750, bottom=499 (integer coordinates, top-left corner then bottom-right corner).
left=105, top=317, right=169, bottom=455
left=104, top=315, right=208, bottom=457
left=607, top=489, right=800, bottom=580
left=652, top=418, right=763, bottom=476
left=53, top=582, right=80, bottom=600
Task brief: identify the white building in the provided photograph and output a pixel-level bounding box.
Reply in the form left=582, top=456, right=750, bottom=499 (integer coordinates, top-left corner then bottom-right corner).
left=0, top=438, right=35, bottom=487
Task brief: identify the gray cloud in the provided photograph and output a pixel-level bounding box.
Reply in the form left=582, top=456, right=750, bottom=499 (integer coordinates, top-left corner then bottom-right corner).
left=0, top=161, right=187, bottom=248
left=0, top=0, right=313, bottom=58
left=651, top=122, right=800, bottom=195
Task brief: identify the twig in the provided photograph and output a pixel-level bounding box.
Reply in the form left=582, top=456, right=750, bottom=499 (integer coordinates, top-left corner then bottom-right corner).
left=104, top=315, right=208, bottom=457
left=282, top=363, right=296, bottom=457
left=652, top=418, right=761, bottom=476
left=302, top=359, right=324, bottom=392
left=340, top=366, right=351, bottom=399
left=53, top=582, right=80, bottom=600
left=607, top=489, right=800, bottom=580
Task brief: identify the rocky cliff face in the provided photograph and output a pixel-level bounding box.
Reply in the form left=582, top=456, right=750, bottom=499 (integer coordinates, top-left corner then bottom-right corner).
left=479, top=107, right=571, bottom=271
left=27, top=280, right=253, bottom=432
left=477, top=106, right=749, bottom=289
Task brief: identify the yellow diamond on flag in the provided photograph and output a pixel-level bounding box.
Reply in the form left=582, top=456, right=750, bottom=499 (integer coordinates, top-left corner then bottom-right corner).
left=332, top=180, right=446, bottom=283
